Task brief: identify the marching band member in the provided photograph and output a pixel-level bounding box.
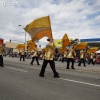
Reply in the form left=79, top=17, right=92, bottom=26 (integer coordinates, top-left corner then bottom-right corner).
left=62, top=51, right=67, bottom=63
left=30, top=45, right=40, bottom=65
left=0, top=43, right=7, bottom=67
left=20, top=49, right=25, bottom=61
left=88, top=52, right=95, bottom=65
left=78, top=49, right=86, bottom=67
left=66, top=44, right=75, bottom=69
left=39, top=38, right=59, bottom=78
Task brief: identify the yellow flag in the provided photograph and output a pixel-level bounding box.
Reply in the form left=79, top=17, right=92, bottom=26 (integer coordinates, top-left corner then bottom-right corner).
left=16, top=44, right=25, bottom=50
left=74, top=42, right=88, bottom=50
left=24, top=16, right=52, bottom=42
left=27, top=40, right=37, bottom=51
left=27, top=40, right=36, bottom=47
left=87, top=47, right=99, bottom=53
left=62, top=33, right=70, bottom=49
left=58, top=47, right=66, bottom=53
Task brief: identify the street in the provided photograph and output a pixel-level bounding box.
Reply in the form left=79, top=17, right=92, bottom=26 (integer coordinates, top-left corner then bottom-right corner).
left=0, top=57, right=100, bottom=100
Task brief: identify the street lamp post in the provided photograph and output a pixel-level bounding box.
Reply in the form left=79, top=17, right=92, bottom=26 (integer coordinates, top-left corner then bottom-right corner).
left=18, top=25, right=27, bottom=51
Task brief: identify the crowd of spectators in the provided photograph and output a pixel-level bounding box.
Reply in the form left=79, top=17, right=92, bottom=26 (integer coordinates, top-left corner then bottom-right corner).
left=2, top=51, right=100, bottom=64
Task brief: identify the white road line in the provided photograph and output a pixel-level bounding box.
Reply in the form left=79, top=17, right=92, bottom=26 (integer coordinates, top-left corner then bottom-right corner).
left=59, top=78, right=100, bottom=87
left=5, top=67, right=28, bottom=73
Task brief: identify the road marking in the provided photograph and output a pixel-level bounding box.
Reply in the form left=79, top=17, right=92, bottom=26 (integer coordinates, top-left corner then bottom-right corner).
left=5, top=67, right=28, bottom=73
left=59, top=78, right=100, bottom=87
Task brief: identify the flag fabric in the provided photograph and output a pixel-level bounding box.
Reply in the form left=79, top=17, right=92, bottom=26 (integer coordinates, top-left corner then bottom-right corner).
left=27, top=40, right=37, bottom=51
left=87, top=47, right=99, bottom=53
left=16, top=44, right=25, bottom=50
left=28, top=46, right=36, bottom=51
left=61, top=33, right=70, bottom=49
left=74, top=42, right=88, bottom=50
left=24, top=16, right=52, bottom=42
left=58, top=47, right=66, bottom=53
left=27, top=40, right=36, bottom=47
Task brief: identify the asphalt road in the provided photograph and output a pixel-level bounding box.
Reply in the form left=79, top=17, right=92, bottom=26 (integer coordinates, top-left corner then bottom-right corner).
left=0, top=57, right=100, bottom=100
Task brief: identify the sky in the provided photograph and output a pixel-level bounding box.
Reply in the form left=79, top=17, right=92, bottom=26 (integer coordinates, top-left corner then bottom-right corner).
left=0, top=0, right=100, bottom=47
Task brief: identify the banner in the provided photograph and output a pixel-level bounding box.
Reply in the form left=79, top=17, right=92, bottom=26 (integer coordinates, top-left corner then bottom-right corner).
left=24, top=16, right=52, bottom=42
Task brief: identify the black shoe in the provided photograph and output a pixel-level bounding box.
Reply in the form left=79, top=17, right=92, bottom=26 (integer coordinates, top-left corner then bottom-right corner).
left=37, top=64, right=40, bottom=65
left=84, top=65, right=86, bottom=67
left=78, top=65, right=80, bottom=66
left=30, top=63, right=33, bottom=65
left=54, top=75, right=60, bottom=78
left=1, top=65, right=4, bottom=67
left=39, top=74, right=45, bottom=77
left=66, top=68, right=70, bottom=69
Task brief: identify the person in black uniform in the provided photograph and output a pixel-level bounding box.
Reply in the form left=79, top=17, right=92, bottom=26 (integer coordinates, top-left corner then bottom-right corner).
left=20, top=49, right=25, bottom=61
left=0, top=43, right=7, bottom=67
left=39, top=38, right=59, bottom=78
left=30, top=45, right=40, bottom=65
left=78, top=49, right=86, bottom=67
left=66, top=44, right=76, bottom=69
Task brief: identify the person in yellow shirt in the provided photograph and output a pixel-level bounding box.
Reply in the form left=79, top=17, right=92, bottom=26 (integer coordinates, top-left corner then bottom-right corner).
left=39, top=38, right=59, bottom=78
left=78, top=49, right=86, bottom=67
left=62, top=51, right=67, bottom=63
left=88, top=52, right=95, bottom=65
left=30, top=45, right=40, bottom=65
left=66, top=44, right=75, bottom=69
left=20, top=49, right=25, bottom=61
left=0, top=43, right=7, bottom=67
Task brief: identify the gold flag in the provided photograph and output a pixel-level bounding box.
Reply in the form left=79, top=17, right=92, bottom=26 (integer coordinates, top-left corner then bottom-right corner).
left=74, top=42, right=88, bottom=50
left=24, top=16, right=52, bottom=42
left=87, top=47, right=99, bottom=53
left=58, top=47, right=66, bottom=53
left=62, top=33, right=70, bottom=49
left=16, top=44, right=25, bottom=50
left=27, top=40, right=37, bottom=51
left=27, top=40, right=36, bottom=47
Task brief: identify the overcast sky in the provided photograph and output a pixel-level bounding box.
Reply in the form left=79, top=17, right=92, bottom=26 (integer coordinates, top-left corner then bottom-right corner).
left=0, top=0, right=100, bottom=47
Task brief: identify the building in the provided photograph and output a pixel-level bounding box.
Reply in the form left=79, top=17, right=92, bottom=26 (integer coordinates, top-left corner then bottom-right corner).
left=5, top=41, right=42, bottom=53
left=5, top=41, right=20, bottom=53
left=80, top=38, right=100, bottom=47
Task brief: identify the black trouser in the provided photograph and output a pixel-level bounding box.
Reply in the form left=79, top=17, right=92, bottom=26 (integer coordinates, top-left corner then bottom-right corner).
left=78, top=58, right=86, bottom=66
left=0, top=55, right=3, bottom=66
left=67, top=58, right=75, bottom=69
left=88, top=59, right=94, bottom=65
left=62, top=57, right=67, bottom=63
left=39, top=60, right=59, bottom=76
left=31, top=56, right=39, bottom=65
left=20, top=55, right=25, bottom=61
